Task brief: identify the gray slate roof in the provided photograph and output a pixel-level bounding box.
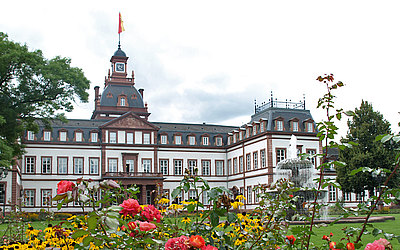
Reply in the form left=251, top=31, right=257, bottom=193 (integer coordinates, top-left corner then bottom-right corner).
left=100, top=85, right=144, bottom=108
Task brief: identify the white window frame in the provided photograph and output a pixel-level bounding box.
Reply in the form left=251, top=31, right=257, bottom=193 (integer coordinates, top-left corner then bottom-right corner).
left=25, top=190, right=35, bottom=207
left=216, top=137, right=223, bottom=146
left=292, top=121, right=299, bottom=132
left=233, top=158, right=238, bottom=174
left=41, top=190, right=52, bottom=207
left=276, top=120, right=283, bottom=131
left=216, top=161, right=224, bottom=176
left=74, top=158, right=83, bottom=174
left=276, top=149, right=286, bottom=164
left=44, top=131, right=51, bottom=141
left=247, top=186, right=252, bottom=204
left=143, top=133, right=151, bottom=144
left=60, top=131, right=67, bottom=141
left=239, top=156, right=244, bottom=173
left=307, top=122, right=313, bottom=132
left=160, top=160, right=168, bottom=175
left=261, top=150, right=266, bottom=168
left=175, top=135, right=181, bottom=145
left=58, top=157, right=68, bottom=174
left=27, top=131, right=35, bottom=140
left=202, top=160, right=210, bottom=176
left=142, top=159, right=151, bottom=173
left=75, top=132, right=83, bottom=142
left=189, top=136, right=196, bottom=145
left=127, top=132, right=134, bottom=144
left=189, top=190, right=196, bottom=201
left=161, top=135, right=167, bottom=144
left=329, top=185, right=336, bottom=202
left=253, top=152, right=258, bottom=169
left=246, top=154, right=251, bottom=171
left=202, top=136, right=209, bottom=146
left=188, top=160, right=197, bottom=175
left=25, top=157, right=35, bottom=173
left=174, top=160, right=182, bottom=175
left=108, top=159, right=118, bottom=172
left=91, top=132, right=98, bottom=143
left=109, top=132, right=117, bottom=143
left=126, top=159, right=135, bottom=173
left=90, top=158, right=99, bottom=175
left=42, top=157, right=52, bottom=174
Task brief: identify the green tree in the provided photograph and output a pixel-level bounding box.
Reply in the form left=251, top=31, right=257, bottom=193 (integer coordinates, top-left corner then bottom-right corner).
left=0, top=32, right=90, bottom=168
left=337, top=100, right=397, bottom=195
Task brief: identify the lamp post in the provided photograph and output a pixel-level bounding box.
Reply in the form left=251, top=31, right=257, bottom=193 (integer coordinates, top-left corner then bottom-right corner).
left=0, top=166, right=9, bottom=218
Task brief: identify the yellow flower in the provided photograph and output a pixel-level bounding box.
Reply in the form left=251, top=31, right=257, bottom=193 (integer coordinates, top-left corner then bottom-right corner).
left=181, top=217, right=191, bottom=224
left=231, top=201, right=244, bottom=209
left=168, top=203, right=184, bottom=210
left=236, top=195, right=246, bottom=201
left=159, top=198, right=170, bottom=204
left=217, top=222, right=225, bottom=228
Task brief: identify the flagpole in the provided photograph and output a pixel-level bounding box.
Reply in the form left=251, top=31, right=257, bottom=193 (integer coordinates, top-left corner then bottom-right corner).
left=118, top=33, right=121, bottom=49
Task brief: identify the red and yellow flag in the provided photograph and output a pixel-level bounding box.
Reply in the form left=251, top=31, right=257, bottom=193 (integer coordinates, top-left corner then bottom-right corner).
left=118, top=12, right=125, bottom=34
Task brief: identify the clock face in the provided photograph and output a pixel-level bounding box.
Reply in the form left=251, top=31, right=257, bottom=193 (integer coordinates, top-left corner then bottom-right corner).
left=116, top=63, right=125, bottom=72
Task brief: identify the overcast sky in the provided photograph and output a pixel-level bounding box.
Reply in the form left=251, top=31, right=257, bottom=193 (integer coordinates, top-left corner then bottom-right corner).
left=1, top=0, right=399, bottom=138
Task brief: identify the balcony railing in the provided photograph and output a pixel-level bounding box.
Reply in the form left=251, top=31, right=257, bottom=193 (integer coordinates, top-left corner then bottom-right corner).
left=104, top=172, right=163, bottom=179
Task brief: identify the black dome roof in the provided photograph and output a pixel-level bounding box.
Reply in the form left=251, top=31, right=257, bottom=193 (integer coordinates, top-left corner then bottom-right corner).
left=113, top=47, right=126, bottom=57
left=100, top=85, right=144, bottom=108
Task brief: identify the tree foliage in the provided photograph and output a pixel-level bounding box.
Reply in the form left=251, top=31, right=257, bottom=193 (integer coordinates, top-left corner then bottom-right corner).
left=0, top=32, right=90, bottom=168
left=337, top=100, right=397, bottom=194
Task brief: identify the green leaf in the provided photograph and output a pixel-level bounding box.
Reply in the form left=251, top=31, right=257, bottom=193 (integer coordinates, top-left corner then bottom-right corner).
left=87, top=215, right=99, bottom=231
left=350, top=167, right=364, bottom=176
left=72, top=229, right=90, bottom=239
left=171, top=187, right=182, bottom=199
left=344, top=110, right=355, bottom=116
left=104, top=217, right=119, bottom=231
left=227, top=212, right=237, bottom=223
left=372, top=228, right=382, bottom=237
left=381, top=134, right=392, bottom=143
left=183, top=182, right=190, bottom=192
left=210, top=212, right=219, bottom=227
left=82, top=235, right=94, bottom=246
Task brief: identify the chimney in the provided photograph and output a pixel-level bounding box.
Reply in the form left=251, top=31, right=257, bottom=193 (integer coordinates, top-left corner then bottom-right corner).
left=94, top=86, right=100, bottom=108
left=139, top=88, right=144, bottom=99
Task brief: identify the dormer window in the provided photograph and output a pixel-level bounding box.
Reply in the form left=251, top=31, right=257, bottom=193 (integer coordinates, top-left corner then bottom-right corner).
left=307, top=122, right=314, bottom=132
left=118, top=95, right=128, bottom=107
left=175, top=135, right=182, bottom=145
left=253, top=125, right=257, bottom=135
left=43, top=131, right=51, bottom=141
left=189, top=136, right=196, bottom=145
left=215, top=137, right=223, bottom=146
left=59, top=131, right=67, bottom=141
left=121, top=97, right=126, bottom=106
left=91, top=132, right=98, bottom=142
left=276, top=120, right=283, bottom=131
left=161, top=135, right=168, bottom=144
left=260, top=122, right=265, bottom=132
left=202, top=136, right=209, bottom=146
left=27, top=131, right=35, bottom=141
left=75, top=131, right=83, bottom=142
left=292, top=121, right=299, bottom=132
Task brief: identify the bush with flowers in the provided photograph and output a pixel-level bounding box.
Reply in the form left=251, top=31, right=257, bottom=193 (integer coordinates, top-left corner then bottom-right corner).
left=1, top=74, right=400, bottom=249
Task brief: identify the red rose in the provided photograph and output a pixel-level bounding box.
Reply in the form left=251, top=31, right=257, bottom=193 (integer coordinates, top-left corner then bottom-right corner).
left=165, top=236, right=189, bottom=250
left=286, top=235, right=296, bottom=245
left=346, top=242, right=355, bottom=250
left=322, top=235, right=329, bottom=241
left=138, top=221, right=156, bottom=231
left=329, top=241, right=337, bottom=249
left=57, top=181, right=75, bottom=195
left=141, top=205, right=163, bottom=223
left=127, top=221, right=137, bottom=231
left=201, top=245, right=218, bottom=250
left=330, top=232, right=334, bottom=237
left=119, top=199, right=141, bottom=216
left=190, top=235, right=205, bottom=249
left=289, top=195, right=293, bottom=198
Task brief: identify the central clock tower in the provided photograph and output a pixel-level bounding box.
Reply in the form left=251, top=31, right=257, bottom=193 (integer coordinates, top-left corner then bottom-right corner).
left=110, top=44, right=128, bottom=79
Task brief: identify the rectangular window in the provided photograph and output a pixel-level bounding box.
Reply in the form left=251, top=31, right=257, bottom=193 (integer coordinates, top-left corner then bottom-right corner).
left=356, top=193, right=362, bottom=201
left=216, top=160, right=224, bottom=176
left=247, top=186, right=252, bottom=204
left=246, top=154, right=251, bottom=171
left=90, top=158, right=99, bottom=175
left=143, top=133, right=150, bottom=144
left=127, top=133, right=134, bottom=144
left=175, top=192, right=182, bottom=204
left=307, top=122, right=313, bottom=132
left=306, top=149, right=317, bottom=167
left=260, top=123, right=265, bottom=133
left=42, top=157, right=52, bottom=174
left=0, top=183, right=5, bottom=204
left=160, top=160, right=168, bottom=175
left=146, top=190, right=152, bottom=204
left=27, top=131, right=35, bottom=140
left=126, top=159, right=135, bottom=173
left=74, top=158, right=83, bottom=174
left=253, top=126, right=257, bottom=135
left=161, top=135, right=167, bottom=144
left=44, top=131, right=51, bottom=141
left=175, top=135, right=181, bottom=145
left=253, top=152, right=258, bottom=169
left=25, top=156, right=35, bottom=173
left=239, top=156, right=244, bottom=173
left=344, top=192, right=351, bottom=202
left=276, top=149, right=286, bottom=165
left=142, top=159, right=151, bottom=173
left=189, top=136, right=196, bottom=145
left=189, top=190, right=196, bottom=201
left=41, top=190, right=52, bottom=207
left=292, top=121, right=299, bottom=132
left=174, top=160, right=183, bottom=175
left=216, top=137, right=223, bottom=146
left=25, top=190, right=35, bottom=207
left=276, top=120, right=283, bottom=131
left=108, top=158, right=118, bottom=172
left=58, top=157, right=68, bottom=174
left=254, top=188, right=260, bottom=203
left=109, top=132, right=117, bottom=143
left=203, top=191, right=209, bottom=205
left=135, top=131, right=142, bottom=144
left=188, top=160, right=197, bottom=175
left=228, top=159, right=232, bottom=175
left=260, top=150, right=266, bottom=168
left=329, top=185, right=336, bottom=202
left=75, top=132, right=83, bottom=142
left=233, top=158, right=238, bottom=174
left=60, top=131, right=67, bottom=141
left=202, top=160, right=211, bottom=176
left=202, top=137, right=209, bottom=145
left=91, top=132, right=98, bottom=143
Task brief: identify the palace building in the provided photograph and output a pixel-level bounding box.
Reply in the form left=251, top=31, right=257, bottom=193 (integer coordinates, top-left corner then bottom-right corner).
left=2, top=45, right=329, bottom=213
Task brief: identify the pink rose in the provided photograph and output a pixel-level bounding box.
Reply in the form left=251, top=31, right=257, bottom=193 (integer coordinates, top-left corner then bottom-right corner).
left=165, top=235, right=190, bottom=250
left=138, top=221, right=156, bottom=231
left=57, top=181, right=75, bottom=195
left=375, top=238, right=390, bottom=247
left=202, top=245, right=218, bottom=250
left=365, top=241, right=385, bottom=250
left=127, top=221, right=137, bottom=231
left=141, top=205, right=163, bottom=223
left=119, top=199, right=141, bottom=216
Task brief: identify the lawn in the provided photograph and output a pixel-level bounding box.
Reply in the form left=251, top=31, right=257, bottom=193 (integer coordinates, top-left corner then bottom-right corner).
left=304, top=214, right=400, bottom=248
left=0, top=220, right=63, bottom=233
